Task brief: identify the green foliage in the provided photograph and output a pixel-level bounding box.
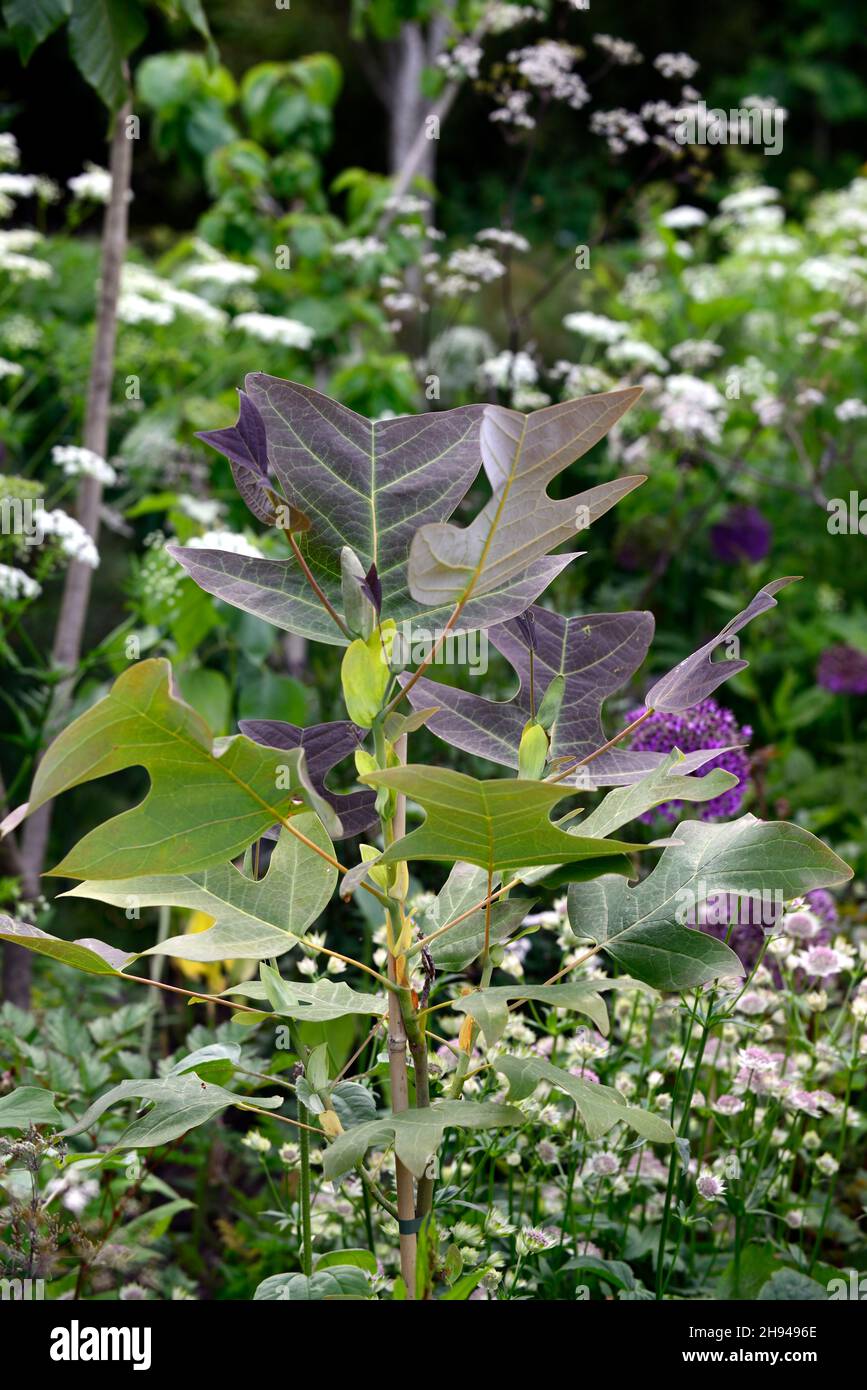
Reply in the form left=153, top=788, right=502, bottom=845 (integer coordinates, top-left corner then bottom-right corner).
left=11, top=658, right=339, bottom=877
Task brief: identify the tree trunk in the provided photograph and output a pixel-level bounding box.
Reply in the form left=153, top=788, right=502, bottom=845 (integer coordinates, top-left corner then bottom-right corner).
left=388, top=23, right=435, bottom=182
left=3, top=98, right=134, bottom=1008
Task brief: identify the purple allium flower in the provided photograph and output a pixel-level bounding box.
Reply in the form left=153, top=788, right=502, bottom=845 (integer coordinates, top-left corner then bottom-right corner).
left=627, top=697, right=751, bottom=821
left=710, top=505, right=772, bottom=564
left=817, top=644, right=867, bottom=695
left=805, top=888, right=838, bottom=928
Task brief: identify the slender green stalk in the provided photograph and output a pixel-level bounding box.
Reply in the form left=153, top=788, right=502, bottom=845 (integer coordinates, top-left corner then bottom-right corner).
left=298, top=1100, right=313, bottom=1277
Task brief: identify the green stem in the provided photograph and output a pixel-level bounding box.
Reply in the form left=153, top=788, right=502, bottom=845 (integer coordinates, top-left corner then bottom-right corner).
left=298, top=1099, right=313, bottom=1278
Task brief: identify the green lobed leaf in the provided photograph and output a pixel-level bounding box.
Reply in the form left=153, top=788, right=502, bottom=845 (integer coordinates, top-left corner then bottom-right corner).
left=453, top=983, right=616, bottom=1046
left=60, top=1074, right=282, bottom=1148
left=359, top=766, right=645, bottom=875
left=519, top=751, right=737, bottom=885
left=68, top=0, right=147, bottom=113
left=5, top=659, right=338, bottom=880
left=0, top=1086, right=64, bottom=1130
left=63, top=817, right=337, bottom=963
left=2, top=0, right=70, bottom=63
left=419, top=862, right=533, bottom=971
left=254, top=1266, right=371, bottom=1300
left=322, top=1100, right=524, bottom=1180
left=493, top=1055, right=675, bottom=1143
left=260, top=966, right=388, bottom=1022
left=0, top=916, right=134, bottom=975
left=568, top=813, right=853, bottom=990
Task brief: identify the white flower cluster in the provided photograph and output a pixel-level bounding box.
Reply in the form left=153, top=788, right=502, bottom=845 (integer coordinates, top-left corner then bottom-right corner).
left=177, top=495, right=225, bottom=526
left=718, top=184, right=780, bottom=217
left=798, top=254, right=867, bottom=298
left=33, top=506, right=99, bottom=567
left=1, top=313, right=42, bottom=350
left=438, top=40, right=483, bottom=81
left=653, top=51, right=699, bottom=80
left=332, top=235, right=386, bottom=261
left=552, top=360, right=615, bottom=397
left=476, top=227, right=531, bottom=252
left=0, top=355, right=23, bottom=379
left=656, top=373, right=727, bottom=444
left=563, top=311, right=629, bottom=343
left=660, top=205, right=708, bottom=231
left=67, top=163, right=112, bottom=203
left=0, top=227, right=52, bottom=282
left=593, top=34, right=643, bottom=65
left=835, top=398, right=867, bottom=421
left=0, top=172, right=37, bottom=199
left=0, top=563, right=40, bottom=601
left=180, top=259, right=258, bottom=288
left=489, top=89, right=535, bottom=130
left=183, top=530, right=263, bottom=558
left=484, top=3, right=543, bottom=33
left=119, top=264, right=227, bottom=329
left=606, top=338, right=668, bottom=372
left=51, top=444, right=117, bottom=486
left=478, top=349, right=538, bottom=389
left=233, top=311, right=315, bottom=349
left=433, top=245, right=507, bottom=297
left=669, top=339, right=723, bottom=370
left=383, top=291, right=420, bottom=314
left=0, top=133, right=20, bottom=168
left=590, top=107, right=649, bottom=154
left=383, top=195, right=429, bottom=216
left=508, top=41, right=590, bottom=109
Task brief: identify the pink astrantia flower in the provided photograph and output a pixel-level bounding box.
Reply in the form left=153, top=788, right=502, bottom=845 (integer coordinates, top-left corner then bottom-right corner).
left=696, top=1168, right=726, bottom=1200
left=569, top=1065, right=600, bottom=1085
left=783, top=909, right=822, bottom=941
left=787, top=1089, right=823, bottom=1117
left=735, top=1046, right=777, bottom=1074
left=713, top=1094, right=746, bottom=1116
left=590, top=1151, right=619, bottom=1176
left=797, top=945, right=847, bottom=978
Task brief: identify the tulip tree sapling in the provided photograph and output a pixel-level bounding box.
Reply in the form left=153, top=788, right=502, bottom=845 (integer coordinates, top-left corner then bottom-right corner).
left=0, top=379, right=852, bottom=1301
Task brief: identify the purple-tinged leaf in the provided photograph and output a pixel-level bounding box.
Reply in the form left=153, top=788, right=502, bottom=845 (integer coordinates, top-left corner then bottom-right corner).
left=361, top=562, right=382, bottom=616
left=173, top=375, right=497, bottom=638
left=645, top=578, right=800, bottom=712
left=239, top=718, right=378, bottom=839
left=401, top=607, right=743, bottom=788
left=409, top=390, right=645, bottom=606
left=167, top=544, right=576, bottom=647
left=514, top=609, right=537, bottom=652
left=198, top=390, right=276, bottom=525
left=246, top=374, right=483, bottom=594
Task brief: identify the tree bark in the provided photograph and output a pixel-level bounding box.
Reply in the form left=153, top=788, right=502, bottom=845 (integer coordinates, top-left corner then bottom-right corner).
left=3, top=98, right=133, bottom=1007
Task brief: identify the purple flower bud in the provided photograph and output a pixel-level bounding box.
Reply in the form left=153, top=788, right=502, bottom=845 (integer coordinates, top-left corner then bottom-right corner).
left=710, top=505, right=772, bottom=564
left=816, top=644, right=867, bottom=695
